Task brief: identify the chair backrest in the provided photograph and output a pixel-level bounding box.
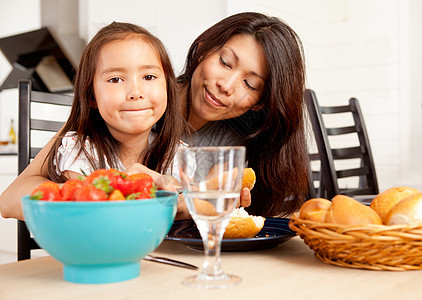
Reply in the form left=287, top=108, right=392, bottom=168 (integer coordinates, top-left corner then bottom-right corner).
left=305, top=90, right=337, bottom=199
left=17, top=79, right=72, bottom=260
left=305, top=89, right=379, bottom=200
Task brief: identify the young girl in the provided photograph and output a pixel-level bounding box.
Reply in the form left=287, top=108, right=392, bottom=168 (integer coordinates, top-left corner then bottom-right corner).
left=48, top=21, right=184, bottom=181
left=0, top=22, right=186, bottom=220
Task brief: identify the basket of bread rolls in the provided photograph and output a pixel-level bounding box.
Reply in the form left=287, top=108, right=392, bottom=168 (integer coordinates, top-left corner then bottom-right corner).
left=289, top=186, right=422, bottom=271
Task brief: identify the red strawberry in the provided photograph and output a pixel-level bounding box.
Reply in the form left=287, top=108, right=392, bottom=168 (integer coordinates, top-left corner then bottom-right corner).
left=74, top=183, right=108, bottom=201
left=84, top=169, right=109, bottom=183
left=30, top=181, right=62, bottom=201
left=126, top=174, right=156, bottom=199
left=104, top=169, right=127, bottom=191
left=61, top=179, right=84, bottom=201
left=85, top=169, right=127, bottom=194
left=114, top=178, right=134, bottom=196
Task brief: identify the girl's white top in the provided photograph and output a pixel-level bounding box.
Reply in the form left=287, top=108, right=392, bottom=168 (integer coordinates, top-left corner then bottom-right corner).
left=54, top=131, right=190, bottom=181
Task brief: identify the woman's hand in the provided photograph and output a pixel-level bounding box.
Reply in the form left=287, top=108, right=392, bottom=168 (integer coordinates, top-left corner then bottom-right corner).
left=239, top=187, right=252, bottom=208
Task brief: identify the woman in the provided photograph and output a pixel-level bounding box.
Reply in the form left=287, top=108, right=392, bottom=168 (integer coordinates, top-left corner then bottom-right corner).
left=0, top=12, right=308, bottom=220
left=178, top=12, right=309, bottom=217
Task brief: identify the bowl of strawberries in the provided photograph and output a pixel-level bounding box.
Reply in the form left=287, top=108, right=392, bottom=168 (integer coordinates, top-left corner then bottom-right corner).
left=22, top=169, right=178, bottom=284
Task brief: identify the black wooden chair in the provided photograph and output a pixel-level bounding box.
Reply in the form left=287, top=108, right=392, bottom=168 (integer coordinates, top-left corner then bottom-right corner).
left=17, top=79, right=72, bottom=260
left=305, top=90, right=337, bottom=199
left=305, top=89, right=379, bottom=204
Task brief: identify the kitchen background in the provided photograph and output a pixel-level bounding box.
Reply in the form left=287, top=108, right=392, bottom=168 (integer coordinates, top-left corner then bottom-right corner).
left=0, top=0, right=421, bottom=263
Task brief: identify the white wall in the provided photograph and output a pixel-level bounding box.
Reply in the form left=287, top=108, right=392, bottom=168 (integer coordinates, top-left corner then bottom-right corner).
left=79, top=0, right=227, bottom=74
left=399, top=0, right=422, bottom=190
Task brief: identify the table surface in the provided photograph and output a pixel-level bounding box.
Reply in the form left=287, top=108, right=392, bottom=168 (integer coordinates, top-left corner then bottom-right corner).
left=1, top=236, right=421, bottom=300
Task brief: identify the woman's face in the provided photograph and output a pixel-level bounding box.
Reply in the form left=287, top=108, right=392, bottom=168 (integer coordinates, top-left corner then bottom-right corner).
left=189, top=34, right=267, bottom=130
left=93, top=37, right=167, bottom=144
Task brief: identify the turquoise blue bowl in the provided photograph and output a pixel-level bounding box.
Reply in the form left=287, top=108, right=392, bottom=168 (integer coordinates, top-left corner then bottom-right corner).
left=22, top=191, right=177, bottom=284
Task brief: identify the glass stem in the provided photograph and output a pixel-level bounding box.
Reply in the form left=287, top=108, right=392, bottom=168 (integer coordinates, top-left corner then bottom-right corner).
left=201, top=221, right=224, bottom=277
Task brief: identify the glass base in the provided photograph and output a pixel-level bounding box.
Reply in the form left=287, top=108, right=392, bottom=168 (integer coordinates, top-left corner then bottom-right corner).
left=182, top=273, right=241, bottom=290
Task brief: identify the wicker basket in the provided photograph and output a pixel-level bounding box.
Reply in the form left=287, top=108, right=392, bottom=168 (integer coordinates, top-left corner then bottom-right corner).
left=289, top=213, right=422, bottom=271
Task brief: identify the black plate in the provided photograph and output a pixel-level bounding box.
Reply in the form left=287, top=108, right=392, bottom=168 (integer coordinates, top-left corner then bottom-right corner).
left=165, top=217, right=295, bottom=252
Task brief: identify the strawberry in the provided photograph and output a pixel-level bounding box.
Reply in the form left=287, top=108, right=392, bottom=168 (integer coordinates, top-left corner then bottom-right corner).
left=105, top=169, right=127, bottom=191
left=85, top=169, right=126, bottom=194
left=84, top=169, right=109, bottom=183
left=114, top=179, right=133, bottom=196
left=61, top=178, right=84, bottom=201
left=108, top=189, right=125, bottom=200
left=126, top=174, right=156, bottom=199
left=73, top=183, right=108, bottom=201
left=30, top=181, right=62, bottom=201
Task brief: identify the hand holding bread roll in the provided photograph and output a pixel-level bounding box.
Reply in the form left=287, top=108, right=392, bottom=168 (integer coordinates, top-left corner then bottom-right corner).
left=206, top=167, right=256, bottom=190
left=324, top=195, right=382, bottom=225
left=370, top=186, right=421, bottom=224
left=223, top=168, right=263, bottom=239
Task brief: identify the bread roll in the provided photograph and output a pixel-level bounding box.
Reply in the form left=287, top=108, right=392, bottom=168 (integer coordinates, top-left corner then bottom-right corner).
left=299, top=198, right=332, bottom=222
left=324, top=195, right=382, bottom=225
left=370, top=186, right=420, bottom=224
left=242, top=168, right=256, bottom=190
left=224, top=207, right=265, bottom=239
left=386, top=193, right=422, bottom=225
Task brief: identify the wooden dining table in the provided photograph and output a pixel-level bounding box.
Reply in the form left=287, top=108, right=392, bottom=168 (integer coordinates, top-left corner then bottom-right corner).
left=0, top=236, right=421, bottom=299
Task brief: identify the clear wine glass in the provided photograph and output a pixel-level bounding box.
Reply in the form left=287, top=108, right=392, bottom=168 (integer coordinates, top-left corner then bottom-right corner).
left=177, top=146, right=245, bottom=289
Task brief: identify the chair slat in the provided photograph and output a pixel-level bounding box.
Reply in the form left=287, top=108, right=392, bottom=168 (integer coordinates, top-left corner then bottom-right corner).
left=309, top=153, right=320, bottom=161
left=336, top=166, right=370, bottom=178
left=31, top=119, right=65, bottom=132
left=320, top=105, right=350, bottom=114
left=31, top=90, right=73, bottom=106
left=30, top=148, right=42, bottom=159
left=331, top=146, right=365, bottom=159
left=326, top=126, right=357, bottom=135
left=339, top=187, right=374, bottom=196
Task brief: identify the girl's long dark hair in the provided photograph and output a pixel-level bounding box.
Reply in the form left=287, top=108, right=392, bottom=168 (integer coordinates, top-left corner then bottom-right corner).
left=47, top=22, right=185, bottom=182
left=178, top=12, right=308, bottom=217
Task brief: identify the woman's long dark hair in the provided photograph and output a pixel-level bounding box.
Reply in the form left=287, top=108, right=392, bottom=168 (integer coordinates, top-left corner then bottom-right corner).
left=46, top=22, right=185, bottom=182
left=178, top=12, right=308, bottom=217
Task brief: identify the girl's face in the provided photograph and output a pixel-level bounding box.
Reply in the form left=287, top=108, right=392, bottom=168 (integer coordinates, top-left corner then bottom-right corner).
left=189, top=34, right=267, bottom=130
left=93, top=37, right=167, bottom=143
